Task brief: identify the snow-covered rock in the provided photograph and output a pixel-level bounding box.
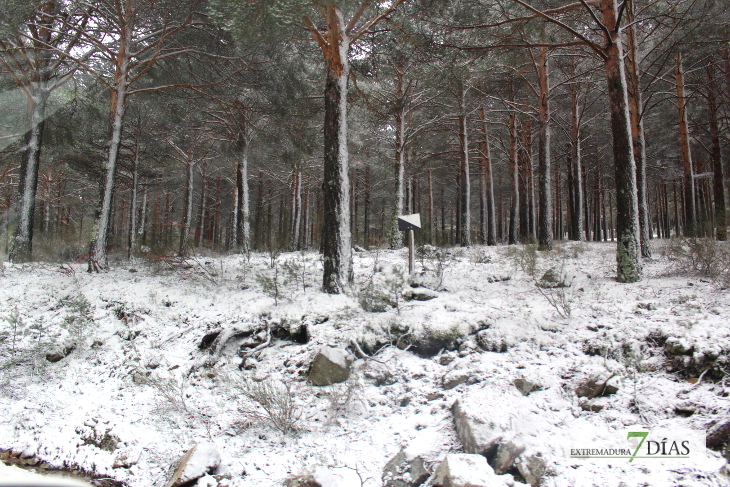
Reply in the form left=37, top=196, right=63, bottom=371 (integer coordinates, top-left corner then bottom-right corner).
left=165, top=442, right=221, bottom=487
left=308, top=347, right=352, bottom=386
left=431, top=453, right=503, bottom=487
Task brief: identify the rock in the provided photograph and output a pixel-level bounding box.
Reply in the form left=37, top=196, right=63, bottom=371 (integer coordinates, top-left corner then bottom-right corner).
left=403, top=287, right=439, bottom=302
left=636, top=302, right=657, bottom=311
left=515, top=452, right=547, bottom=487
left=442, top=370, right=471, bottom=390
left=354, top=245, right=367, bottom=252
left=165, top=442, right=221, bottom=487
left=486, top=275, right=511, bottom=283
left=453, top=387, right=552, bottom=480
left=431, top=453, right=499, bottom=487
left=492, top=439, right=525, bottom=475
left=409, top=272, right=441, bottom=291
left=411, top=326, right=466, bottom=357
left=438, top=353, right=457, bottom=366
left=426, top=392, right=444, bottom=401
left=580, top=398, right=604, bottom=412
left=707, top=417, right=730, bottom=451
left=537, top=267, right=571, bottom=288
left=383, top=449, right=430, bottom=487
left=575, top=373, right=618, bottom=398
left=665, top=337, right=693, bottom=355
left=45, top=344, right=76, bottom=363
left=308, top=347, right=352, bottom=386
left=476, top=329, right=509, bottom=353
left=513, top=379, right=541, bottom=396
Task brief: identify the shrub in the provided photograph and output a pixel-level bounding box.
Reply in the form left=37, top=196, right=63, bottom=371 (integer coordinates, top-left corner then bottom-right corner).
left=661, top=237, right=730, bottom=282
left=227, top=376, right=300, bottom=434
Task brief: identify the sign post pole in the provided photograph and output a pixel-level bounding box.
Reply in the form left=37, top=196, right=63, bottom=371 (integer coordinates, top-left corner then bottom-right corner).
left=408, top=229, right=415, bottom=274
left=397, top=213, right=421, bottom=275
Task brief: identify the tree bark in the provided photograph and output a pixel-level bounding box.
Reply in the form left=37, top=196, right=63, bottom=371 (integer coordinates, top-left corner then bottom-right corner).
left=537, top=45, right=553, bottom=250
left=390, top=58, right=406, bottom=250
left=675, top=53, right=696, bottom=237
left=10, top=89, right=49, bottom=262
left=320, top=6, right=353, bottom=293
left=601, top=0, right=642, bottom=282
left=127, top=140, right=140, bottom=259
left=625, top=0, right=651, bottom=257
left=457, top=87, right=471, bottom=247
left=479, top=106, right=497, bottom=246
left=508, top=79, right=519, bottom=245
left=706, top=64, right=726, bottom=240
left=235, top=129, right=251, bottom=253
left=179, top=158, right=196, bottom=256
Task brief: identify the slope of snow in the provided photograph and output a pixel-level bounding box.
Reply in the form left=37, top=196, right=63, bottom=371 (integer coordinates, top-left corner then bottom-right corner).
left=0, top=242, right=728, bottom=486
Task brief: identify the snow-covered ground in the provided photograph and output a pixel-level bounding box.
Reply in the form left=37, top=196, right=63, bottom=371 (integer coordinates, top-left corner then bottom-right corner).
left=0, top=241, right=729, bottom=487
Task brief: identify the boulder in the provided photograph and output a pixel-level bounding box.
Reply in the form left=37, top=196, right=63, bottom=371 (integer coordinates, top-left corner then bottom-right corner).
left=492, top=439, right=525, bottom=475
left=442, top=370, right=471, bottom=390
left=165, top=442, right=221, bottom=487
left=512, top=379, right=541, bottom=397
left=46, top=344, right=75, bottom=363
left=308, top=347, right=352, bottom=386
left=575, top=373, right=619, bottom=398
left=452, top=387, right=552, bottom=480
left=403, top=287, right=439, bottom=302
left=431, top=454, right=502, bottom=487
left=515, top=452, right=547, bottom=487
left=537, top=267, right=572, bottom=288
left=382, top=449, right=430, bottom=487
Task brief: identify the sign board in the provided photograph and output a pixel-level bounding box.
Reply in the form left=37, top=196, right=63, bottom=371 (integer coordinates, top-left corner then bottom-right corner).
left=398, top=213, right=421, bottom=232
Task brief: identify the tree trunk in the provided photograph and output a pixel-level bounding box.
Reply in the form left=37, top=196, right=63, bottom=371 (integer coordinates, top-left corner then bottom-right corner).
left=364, top=166, right=371, bottom=248
left=519, top=118, right=532, bottom=241
left=601, top=0, right=642, bottom=282
left=127, top=143, right=140, bottom=259
left=321, top=7, right=353, bottom=293
left=458, top=88, right=471, bottom=247
left=236, top=135, right=251, bottom=253
left=428, top=169, right=435, bottom=244
left=537, top=45, right=553, bottom=250
left=179, top=160, right=195, bottom=256
left=390, top=58, right=406, bottom=250
left=10, top=89, right=50, bottom=262
left=479, top=106, right=497, bottom=246
left=291, top=170, right=302, bottom=252
left=675, top=53, right=696, bottom=237
left=508, top=79, right=519, bottom=245
left=706, top=64, right=726, bottom=240
left=138, top=184, right=147, bottom=245
left=624, top=0, right=651, bottom=257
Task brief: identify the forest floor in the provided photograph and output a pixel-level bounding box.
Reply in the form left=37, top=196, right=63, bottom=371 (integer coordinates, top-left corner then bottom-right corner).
left=1, top=240, right=730, bottom=487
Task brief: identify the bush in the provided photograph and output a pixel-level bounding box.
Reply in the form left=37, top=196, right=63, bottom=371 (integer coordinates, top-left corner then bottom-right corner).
left=661, top=237, right=730, bottom=282
left=503, top=244, right=539, bottom=277
left=226, top=375, right=300, bottom=434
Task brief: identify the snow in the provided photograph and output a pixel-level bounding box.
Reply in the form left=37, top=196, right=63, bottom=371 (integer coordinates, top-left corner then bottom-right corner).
left=0, top=242, right=729, bottom=486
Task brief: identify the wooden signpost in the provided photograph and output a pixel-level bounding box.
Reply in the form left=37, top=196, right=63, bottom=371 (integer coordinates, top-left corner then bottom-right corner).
left=397, top=213, right=421, bottom=274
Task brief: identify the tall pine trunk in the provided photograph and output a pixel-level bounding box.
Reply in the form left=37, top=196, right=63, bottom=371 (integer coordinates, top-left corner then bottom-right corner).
left=390, top=58, right=406, bottom=249
left=625, top=0, right=651, bottom=257
left=236, top=135, right=251, bottom=253
left=10, top=89, right=49, bottom=262
left=570, top=67, right=585, bottom=241
left=508, top=79, right=519, bottom=245
left=537, top=46, right=553, bottom=250
left=321, top=7, right=352, bottom=293
left=675, top=53, right=696, bottom=237
left=479, top=106, right=497, bottom=246
left=601, top=0, right=642, bottom=282
left=179, top=158, right=196, bottom=256
left=457, top=88, right=471, bottom=247
left=706, top=64, right=726, bottom=240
